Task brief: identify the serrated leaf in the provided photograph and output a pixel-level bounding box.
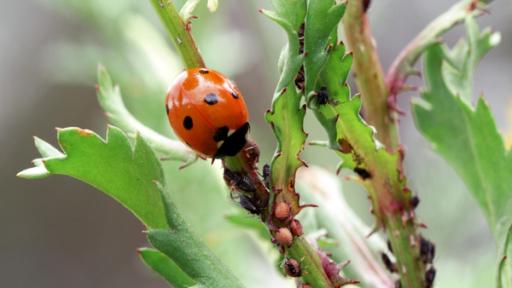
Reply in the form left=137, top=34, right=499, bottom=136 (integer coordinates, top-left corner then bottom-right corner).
left=304, top=0, right=346, bottom=98
left=261, top=0, right=306, bottom=93
left=21, top=126, right=168, bottom=229
left=17, top=166, right=50, bottom=179
left=138, top=247, right=197, bottom=288
left=266, top=84, right=306, bottom=215
left=412, top=35, right=512, bottom=287
left=96, top=65, right=194, bottom=162
left=225, top=212, right=271, bottom=241
left=148, top=228, right=244, bottom=288
left=442, top=16, right=501, bottom=102
left=180, top=0, right=219, bottom=19
left=264, top=0, right=308, bottom=216
left=34, top=136, right=64, bottom=158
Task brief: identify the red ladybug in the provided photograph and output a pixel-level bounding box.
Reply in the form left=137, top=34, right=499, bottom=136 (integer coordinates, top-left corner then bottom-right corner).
left=166, top=68, right=250, bottom=158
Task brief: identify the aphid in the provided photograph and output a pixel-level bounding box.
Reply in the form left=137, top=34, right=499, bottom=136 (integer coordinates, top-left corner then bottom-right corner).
left=275, top=227, right=293, bottom=247
left=410, top=195, right=420, bottom=209
left=290, top=219, right=303, bottom=236
left=224, top=169, right=256, bottom=193
left=354, top=167, right=372, bottom=180
left=239, top=194, right=260, bottom=215
left=274, top=202, right=290, bottom=220
left=419, top=236, right=435, bottom=264
left=316, top=86, right=330, bottom=105
left=284, top=258, right=301, bottom=277
left=166, top=68, right=249, bottom=158
left=262, top=164, right=271, bottom=189
left=425, top=267, right=436, bottom=288
left=381, top=253, right=397, bottom=273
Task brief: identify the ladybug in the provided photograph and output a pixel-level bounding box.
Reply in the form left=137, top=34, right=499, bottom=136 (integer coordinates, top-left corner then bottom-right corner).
left=166, top=68, right=250, bottom=158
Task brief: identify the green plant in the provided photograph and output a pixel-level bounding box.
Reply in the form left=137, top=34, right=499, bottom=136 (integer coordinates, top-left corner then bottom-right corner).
left=18, top=0, right=511, bottom=287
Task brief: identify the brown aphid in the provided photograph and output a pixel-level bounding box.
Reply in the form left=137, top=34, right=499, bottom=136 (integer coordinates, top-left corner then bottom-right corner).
left=275, top=227, right=293, bottom=247
left=339, top=138, right=353, bottom=154
left=274, top=202, right=291, bottom=220
left=290, top=219, right=304, bottom=236
left=284, top=258, right=301, bottom=277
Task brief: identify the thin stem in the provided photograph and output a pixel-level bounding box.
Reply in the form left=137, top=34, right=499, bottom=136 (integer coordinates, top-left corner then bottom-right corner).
left=342, top=1, right=427, bottom=287
left=342, top=0, right=397, bottom=150
left=149, top=0, right=205, bottom=68
left=386, top=0, right=492, bottom=102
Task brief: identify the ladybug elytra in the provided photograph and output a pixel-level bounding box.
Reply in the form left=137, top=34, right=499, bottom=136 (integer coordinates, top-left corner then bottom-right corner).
left=166, top=68, right=250, bottom=158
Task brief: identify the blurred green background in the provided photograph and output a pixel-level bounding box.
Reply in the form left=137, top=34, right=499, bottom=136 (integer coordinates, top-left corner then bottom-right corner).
left=2, top=0, right=512, bottom=287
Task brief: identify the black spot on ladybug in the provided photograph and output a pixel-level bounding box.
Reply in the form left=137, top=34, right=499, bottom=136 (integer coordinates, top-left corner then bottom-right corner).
left=354, top=167, right=372, bottom=180
left=183, top=116, right=193, bottom=130
left=316, top=86, right=329, bottom=105
left=213, top=126, right=229, bottom=142
left=165, top=104, right=169, bottom=114
left=199, top=68, right=209, bottom=74
left=204, top=93, right=219, bottom=105
left=215, top=122, right=250, bottom=158
left=231, top=91, right=239, bottom=99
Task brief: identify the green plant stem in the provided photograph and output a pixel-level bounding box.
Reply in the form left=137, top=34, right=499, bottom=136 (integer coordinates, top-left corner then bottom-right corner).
left=149, top=190, right=245, bottom=287
left=288, top=237, right=334, bottom=287
left=223, top=151, right=335, bottom=288
left=342, top=1, right=427, bottom=287
left=149, top=0, right=205, bottom=68
left=342, top=0, right=397, bottom=150
left=386, top=0, right=493, bottom=100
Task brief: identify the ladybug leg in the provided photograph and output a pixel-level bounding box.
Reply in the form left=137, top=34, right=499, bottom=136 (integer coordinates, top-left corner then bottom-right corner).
left=178, top=154, right=200, bottom=169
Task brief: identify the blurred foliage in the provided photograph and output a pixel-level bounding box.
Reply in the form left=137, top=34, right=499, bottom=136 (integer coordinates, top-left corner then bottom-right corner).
left=413, top=16, right=511, bottom=287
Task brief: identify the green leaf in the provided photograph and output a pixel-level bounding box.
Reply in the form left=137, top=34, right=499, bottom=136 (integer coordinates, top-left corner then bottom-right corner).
left=261, top=0, right=306, bottom=93
left=148, top=228, right=245, bottom=288
left=412, top=21, right=511, bottom=287
left=442, top=17, right=501, bottom=102
left=225, top=212, right=271, bottom=241
left=266, top=83, right=306, bottom=215
left=263, top=0, right=308, bottom=215
left=303, top=0, right=346, bottom=98
left=148, top=182, right=245, bottom=288
left=96, top=65, right=194, bottom=162
left=19, top=126, right=169, bottom=229
left=138, top=247, right=197, bottom=288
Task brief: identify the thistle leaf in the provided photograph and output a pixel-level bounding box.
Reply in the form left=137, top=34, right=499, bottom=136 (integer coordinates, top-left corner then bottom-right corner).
left=138, top=247, right=197, bottom=288
left=412, top=17, right=511, bottom=287
left=303, top=0, right=346, bottom=98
